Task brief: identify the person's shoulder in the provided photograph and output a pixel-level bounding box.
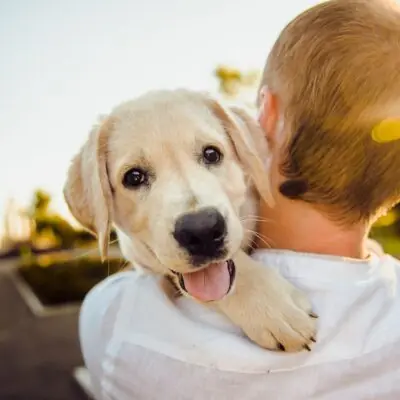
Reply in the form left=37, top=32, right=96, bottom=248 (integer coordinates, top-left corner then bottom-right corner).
left=80, top=268, right=146, bottom=333
left=81, top=269, right=129, bottom=312
left=380, top=253, right=400, bottom=278
left=79, top=269, right=148, bottom=390
left=83, top=269, right=138, bottom=305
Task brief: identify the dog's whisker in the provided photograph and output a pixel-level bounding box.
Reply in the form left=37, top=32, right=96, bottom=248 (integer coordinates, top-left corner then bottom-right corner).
left=242, top=214, right=274, bottom=220
left=118, top=259, right=131, bottom=273
left=70, top=239, right=119, bottom=260
left=246, top=228, right=275, bottom=249
left=247, top=241, right=258, bottom=252
left=251, top=230, right=277, bottom=247
left=249, top=234, right=270, bottom=249
left=37, top=239, right=121, bottom=270
left=240, top=216, right=277, bottom=225
left=254, top=235, right=272, bottom=249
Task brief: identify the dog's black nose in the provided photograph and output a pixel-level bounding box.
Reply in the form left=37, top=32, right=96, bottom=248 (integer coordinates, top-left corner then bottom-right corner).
left=173, top=207, right=227, bottom=259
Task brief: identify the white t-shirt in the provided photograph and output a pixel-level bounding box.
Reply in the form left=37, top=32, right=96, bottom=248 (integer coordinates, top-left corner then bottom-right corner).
left=80, top=249, right=400, bottom=400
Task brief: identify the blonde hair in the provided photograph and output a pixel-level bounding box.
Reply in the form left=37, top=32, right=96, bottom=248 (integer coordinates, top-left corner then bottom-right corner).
left=259, top=0, right=400, bottom=223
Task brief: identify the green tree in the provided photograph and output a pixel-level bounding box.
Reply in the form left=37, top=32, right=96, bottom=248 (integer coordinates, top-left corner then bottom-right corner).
left=31, top=190, right=51, bottom=217
left=214, top=65, right=260, bottom=101
left=29, top=189, right=80, bottom=249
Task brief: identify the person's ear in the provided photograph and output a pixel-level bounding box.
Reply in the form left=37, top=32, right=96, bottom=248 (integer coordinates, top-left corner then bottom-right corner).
left=257, top=86, right=279, bottom=146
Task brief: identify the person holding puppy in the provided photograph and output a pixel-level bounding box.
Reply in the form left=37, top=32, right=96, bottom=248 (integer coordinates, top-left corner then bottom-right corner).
left=79, top=0, right=400, bottom=398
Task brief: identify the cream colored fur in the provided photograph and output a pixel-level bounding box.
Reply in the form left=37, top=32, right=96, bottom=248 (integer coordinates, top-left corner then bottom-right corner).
left=64, top=89, right=316, bottom=352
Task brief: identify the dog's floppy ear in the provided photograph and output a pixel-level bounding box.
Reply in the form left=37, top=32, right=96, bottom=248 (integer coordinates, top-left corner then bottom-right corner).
left=63, top=118, right=114, bottom=260
left=206, top=97, right=274, bottom=206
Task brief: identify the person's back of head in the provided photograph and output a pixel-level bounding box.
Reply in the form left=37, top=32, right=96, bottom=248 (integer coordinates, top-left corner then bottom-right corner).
left=259, top=0, right=400, bottom=225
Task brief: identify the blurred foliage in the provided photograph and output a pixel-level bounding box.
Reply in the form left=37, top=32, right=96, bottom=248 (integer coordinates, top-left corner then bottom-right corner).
left=215, top=65, right=260, bottom=99
left=18, top=255, right=124, bottom=305
left=28, top=189, right=94, bottom=250
left=370, top=205, right=400, bottom=255
left=22, top=189, right=117, bottom=253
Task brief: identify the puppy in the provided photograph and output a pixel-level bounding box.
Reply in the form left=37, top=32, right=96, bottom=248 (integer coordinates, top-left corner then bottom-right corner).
left=64, top=89, right=317, bottom=352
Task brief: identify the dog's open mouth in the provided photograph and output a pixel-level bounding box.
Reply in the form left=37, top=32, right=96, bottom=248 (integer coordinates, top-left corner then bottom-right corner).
left=171, top=260, right=236, bottom=302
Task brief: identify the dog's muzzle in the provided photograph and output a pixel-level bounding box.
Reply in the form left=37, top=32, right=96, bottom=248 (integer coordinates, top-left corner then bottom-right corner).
left=172, top=207, right=227, bottom=264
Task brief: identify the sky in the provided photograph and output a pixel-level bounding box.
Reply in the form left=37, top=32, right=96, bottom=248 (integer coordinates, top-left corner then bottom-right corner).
left=0, top=0, right=320, bottom=231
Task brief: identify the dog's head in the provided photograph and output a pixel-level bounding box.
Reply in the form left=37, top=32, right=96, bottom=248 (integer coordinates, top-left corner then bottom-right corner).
left=64, top=90, right=272, bottom=301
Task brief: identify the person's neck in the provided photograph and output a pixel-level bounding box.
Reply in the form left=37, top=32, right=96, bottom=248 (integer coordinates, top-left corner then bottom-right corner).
left=257, top=197, right=370, bottom=259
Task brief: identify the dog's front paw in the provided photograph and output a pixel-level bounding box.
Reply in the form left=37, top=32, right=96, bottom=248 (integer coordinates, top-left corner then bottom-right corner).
left=216, top=252, right=318, bottom=352
left=240, top=269, right=317, bottom=352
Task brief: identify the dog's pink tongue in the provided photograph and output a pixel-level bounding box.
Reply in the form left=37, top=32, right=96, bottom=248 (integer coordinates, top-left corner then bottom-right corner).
left=182, top=261, right=230, bottom=302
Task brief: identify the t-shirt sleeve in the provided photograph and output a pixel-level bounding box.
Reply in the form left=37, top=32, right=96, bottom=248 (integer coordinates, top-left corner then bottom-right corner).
left=79, top=270, right=137, bottom=398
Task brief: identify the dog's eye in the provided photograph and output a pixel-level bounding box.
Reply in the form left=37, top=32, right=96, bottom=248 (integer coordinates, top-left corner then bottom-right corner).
left=122, top=168, right=148, bottom=189
left=202, top=146, right=223, bottom=165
